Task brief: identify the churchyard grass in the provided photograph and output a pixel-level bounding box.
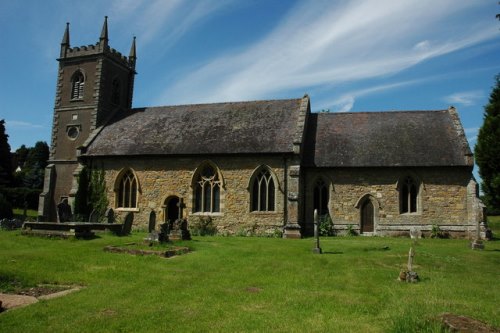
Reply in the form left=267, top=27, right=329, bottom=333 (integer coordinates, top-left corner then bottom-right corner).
left=12, top=208, right=37, bottom=219
left=0, top=229, right=498, bottom=332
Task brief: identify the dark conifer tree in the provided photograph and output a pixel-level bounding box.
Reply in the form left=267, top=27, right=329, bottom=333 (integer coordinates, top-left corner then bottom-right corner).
left=0, top=119, right=12, bottom=186
left=475, top=75, right=500, bottom=211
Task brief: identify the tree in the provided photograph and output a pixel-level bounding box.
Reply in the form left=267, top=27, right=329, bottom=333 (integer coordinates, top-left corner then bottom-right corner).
left=22, top=141, right=49, bottom=189
left=475, top=75, right=500, bottom=212
left=74, top=166, right=108, bottom=221
left=0, top=119, right=12, bottom=186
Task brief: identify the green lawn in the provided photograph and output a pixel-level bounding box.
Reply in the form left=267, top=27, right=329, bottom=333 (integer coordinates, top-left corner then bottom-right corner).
left=0, top=230, right=498, bottom=333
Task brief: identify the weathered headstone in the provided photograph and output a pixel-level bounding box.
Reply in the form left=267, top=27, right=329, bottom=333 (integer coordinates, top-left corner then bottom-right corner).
left=180, top=218, right=191, bottom=241
left=121, top=212, right=133, bottom=236
left=470, top=219, right=484, bottom=250
left=148, top=211, right=156, bottom=233
left=312, top=209, right=322, bottom=254
left=398, top=246, right=419, bottom=283
left=105, top=208, right=114, bottom=224
left=89, top=209, right=99, bottom=223
left=145, top=230, right=159, bottom=243
left=56, top=199, right=72, bottom=223
left=409, top=227, right=421, bottom=239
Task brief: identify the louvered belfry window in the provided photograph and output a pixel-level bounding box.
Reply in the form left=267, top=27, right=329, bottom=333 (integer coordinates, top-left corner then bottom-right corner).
left=71, top=71, right=85, bottom=100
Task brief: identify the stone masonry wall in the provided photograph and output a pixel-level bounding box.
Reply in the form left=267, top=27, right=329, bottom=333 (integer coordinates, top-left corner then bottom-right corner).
left=304, top=167, right=474, bottom=237
left=94, top=156, right=287, bottom=235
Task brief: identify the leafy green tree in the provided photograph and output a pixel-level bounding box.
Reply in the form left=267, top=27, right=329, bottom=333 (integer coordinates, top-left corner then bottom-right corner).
left=22, top=141, right=49, bottom=189
left=0, top=119, right=12, bottom=186
left=475, top=75, right=500, bottom=211
left=15, top=145, right=29, bottom=168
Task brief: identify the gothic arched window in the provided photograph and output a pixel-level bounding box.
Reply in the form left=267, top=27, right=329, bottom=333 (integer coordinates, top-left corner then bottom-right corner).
left=400, top=176, right=418, bottom=214
left=71, top=71, right=85, bottom=100
left=313, top=178, right=329, bottom=216
left=194, top=164, right=221, bottom=213
left=117, top=170, right=138, bottom=208
left=250, top=167, right=275, bottom=212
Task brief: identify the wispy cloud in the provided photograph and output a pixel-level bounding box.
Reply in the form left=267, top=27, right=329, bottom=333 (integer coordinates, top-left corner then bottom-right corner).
left=6, top=120, right=44, bottom=129
left=314, top=79, right=425, bottom=112
left=444, top=91, right=484, bottom=106
left=109, top=0, right=234, bottom=47
left=156, top=0, right=497, bottom=105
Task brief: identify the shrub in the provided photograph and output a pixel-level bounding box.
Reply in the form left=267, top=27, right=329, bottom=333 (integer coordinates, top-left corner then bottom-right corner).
left=0, top=193, right=13, bottom=219
left=319, top=215, right=335, bottom=236
left=346, top=224, right=357, bottom=236
left=0, top=187, right=41, bottom=210
left=0, top=218, right=23, bottom=230
left=431, top=224, right=443, bottom=239
left=189, top=216, right=217, bottom=236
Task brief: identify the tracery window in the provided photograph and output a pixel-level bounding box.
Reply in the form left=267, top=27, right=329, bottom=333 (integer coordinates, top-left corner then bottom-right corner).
left=250, top=168, right=275, bottom=212
left=400, top=176, right=418, bottom=214
left=118, top=170, right=138, bottom=208
left=71, top=71, right=85, bottom=100
left=313, top=178, right=329, bottom=216
left=194, top=165, right=221, bottom=213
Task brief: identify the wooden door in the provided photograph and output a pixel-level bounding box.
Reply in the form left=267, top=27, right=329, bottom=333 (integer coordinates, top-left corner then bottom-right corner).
left=361, top=200, right=374, bottom=233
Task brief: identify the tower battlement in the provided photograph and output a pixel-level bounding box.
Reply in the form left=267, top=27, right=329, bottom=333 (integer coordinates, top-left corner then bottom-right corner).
left=59, top=16, right=136, bottom=70
left=62, top=43, right=133, bottom=68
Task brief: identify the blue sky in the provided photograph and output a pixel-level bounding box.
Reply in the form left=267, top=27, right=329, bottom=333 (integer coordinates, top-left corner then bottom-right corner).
left=1, top=0, right=499, bottom=157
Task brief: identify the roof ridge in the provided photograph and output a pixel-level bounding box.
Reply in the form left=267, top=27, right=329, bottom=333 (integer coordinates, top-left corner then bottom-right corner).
left=132, top=97, right=303, bottom=111
left=314, top=109, right=448, bottom=115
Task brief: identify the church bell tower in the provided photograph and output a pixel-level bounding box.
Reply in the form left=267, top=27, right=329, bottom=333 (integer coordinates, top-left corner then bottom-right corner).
left=38, top=17, right=137, bottom=221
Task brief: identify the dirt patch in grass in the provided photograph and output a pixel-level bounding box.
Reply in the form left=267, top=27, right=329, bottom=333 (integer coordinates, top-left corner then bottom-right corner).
left=104, top=243, right=190, bottom=258
left=440, top=313, right=500, bottom=333
left=0, top=285, right=82, bottom=312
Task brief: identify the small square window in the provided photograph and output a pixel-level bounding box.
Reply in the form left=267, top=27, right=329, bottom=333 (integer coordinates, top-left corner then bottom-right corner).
left=72, top=114, right=78, bottom=120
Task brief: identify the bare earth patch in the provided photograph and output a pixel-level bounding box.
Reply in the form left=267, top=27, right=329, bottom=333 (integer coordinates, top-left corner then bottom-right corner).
left=0, top=285, right=82, bottom=312
left=440, top=313, right=500, bottom=333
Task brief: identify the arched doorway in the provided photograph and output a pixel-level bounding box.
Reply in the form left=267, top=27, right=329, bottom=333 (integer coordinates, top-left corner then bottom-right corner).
left=360, top=199, right=374, bottom=233
left=164, top=196, right=180, bottom=223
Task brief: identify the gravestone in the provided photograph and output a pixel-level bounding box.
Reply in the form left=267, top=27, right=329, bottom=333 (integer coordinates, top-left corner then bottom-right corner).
left=312, top=209, right=322, bottom=254
left=121, top=212, right=133, bottom=236
left=399, top=246, right=419, bottom=283
left=145, top=230, right=159, bottom=243
left=470, top=219, right=484, bottom=250
left=409, top=227, right=422, bottom=239
left=89, top=210, right=99, bottom=223
left=56, top=199, right=72, bottom=223
left=105, top=208, right=115, bottom=224
left=148, top=211, right=156, bottom=233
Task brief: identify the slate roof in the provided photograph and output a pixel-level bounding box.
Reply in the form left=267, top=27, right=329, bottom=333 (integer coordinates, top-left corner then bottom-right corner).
left=304, top=109, right=473, bottom=167
left=84, top=98, right=303, bottom=156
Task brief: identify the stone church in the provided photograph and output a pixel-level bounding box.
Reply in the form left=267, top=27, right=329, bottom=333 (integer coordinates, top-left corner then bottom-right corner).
left=38, top=18, right=484, bottom=238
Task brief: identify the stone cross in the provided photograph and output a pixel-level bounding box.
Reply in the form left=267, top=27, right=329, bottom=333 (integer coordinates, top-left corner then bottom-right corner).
left=407, top=246, right=415, bottom=272
left=176, top=198, right=184, bottom=220
left=312, top=209, right=322, bottom=254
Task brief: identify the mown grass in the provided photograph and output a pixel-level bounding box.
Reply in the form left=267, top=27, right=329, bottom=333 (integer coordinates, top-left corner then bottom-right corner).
left=0, top=229, right=498, bottom=333
left=12, top=208, right=37, bottom=220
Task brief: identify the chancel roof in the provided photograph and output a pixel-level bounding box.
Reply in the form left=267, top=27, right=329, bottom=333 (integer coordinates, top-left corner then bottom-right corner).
left=84, top=98, right=304, bottom=156
left=304, top=109, right=473, bottom=167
